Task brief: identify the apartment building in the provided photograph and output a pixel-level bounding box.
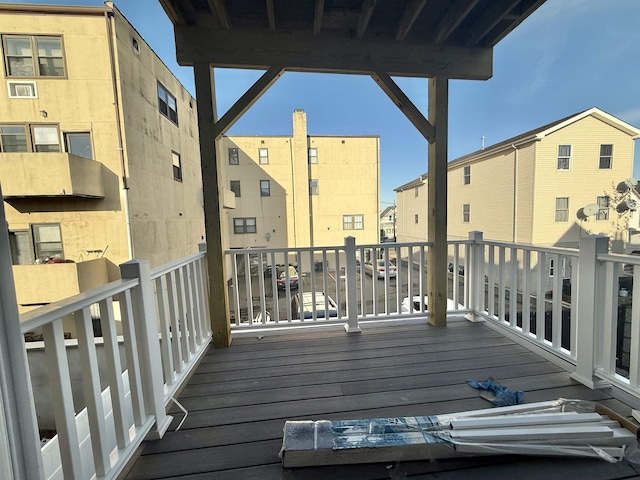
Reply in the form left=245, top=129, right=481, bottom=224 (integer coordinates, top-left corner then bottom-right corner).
left=396, top=108, right=640, bottom=250
left=220, top=109, right=380, bottom=248
left=0, top=3, right=205, bottom=315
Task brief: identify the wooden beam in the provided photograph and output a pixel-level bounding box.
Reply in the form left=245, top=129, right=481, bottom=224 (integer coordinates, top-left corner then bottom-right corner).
left=395, top=0, right=427, bottom=42
left=486, top=0, right=547, bottom=47
left=214, top=66, right=285, bottom=139
left=193, top=63, right=232, bottom=348
left=158, top=0, right=187, bottom=26
left=313, top=0, right=325, bottom=34
left=465, top=0, right=521, bottom=47
left=433, top=0, right=479, bottom=44
left=208, top=0, right=231, bottom=29
left=266, top=0, right=276, bottom=32
left=427, top=76, right=448, bottom=327
left=371, top=71, right=435, bottom=143
left=356, top=0, right=377, bottom=39
left=175, top=26, right=493, bottom=80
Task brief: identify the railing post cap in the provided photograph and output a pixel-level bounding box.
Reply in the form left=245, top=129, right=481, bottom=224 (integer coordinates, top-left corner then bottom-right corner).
left=198, top=241, right=207, bottom=253
left=468, top=231, right=483, bottom=241
left=344, top=236, right=356, bottom=246
left=119, top=258, right=149, bottom=278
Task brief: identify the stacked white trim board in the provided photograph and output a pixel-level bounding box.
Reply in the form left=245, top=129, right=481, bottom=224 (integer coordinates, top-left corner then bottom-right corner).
left=280, top=400, right=638, bottom=468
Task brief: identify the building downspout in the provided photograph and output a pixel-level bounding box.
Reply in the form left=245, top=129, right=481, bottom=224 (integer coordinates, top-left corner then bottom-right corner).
left=289, top=138, right=297, bottom=247
left=105, top=10, right=133, bottom=259
left=511, top=144, right=518, bottom=243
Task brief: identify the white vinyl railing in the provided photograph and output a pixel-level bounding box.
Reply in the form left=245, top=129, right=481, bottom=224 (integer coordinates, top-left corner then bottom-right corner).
left=13, top=244, right=211, bottom=480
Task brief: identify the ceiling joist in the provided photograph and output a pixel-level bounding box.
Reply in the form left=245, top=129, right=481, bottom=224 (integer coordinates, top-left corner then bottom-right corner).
left=208, top=0, right=231, bottom=30
left=356, top=0, right=377, bottom=39
left=266, top=0, right=276, bottom=32
left=158, top=0, right=187, bottom=26
left=313, top=0, right=324, bottom=34
left=433, top=0, right=479, bottom=44
left=395, top=0, right=427, bottom=42
left=465, top=0, right=521, bottom=47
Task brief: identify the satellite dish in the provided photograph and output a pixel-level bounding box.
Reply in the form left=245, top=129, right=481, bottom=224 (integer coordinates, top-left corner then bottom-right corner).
left=616, top=200, right=637, bottom=213
left=628, top=198, right=638, bottom=209
left=582, top=203, right=599, bottom=217
left=616, top=178, right=639, bottom=193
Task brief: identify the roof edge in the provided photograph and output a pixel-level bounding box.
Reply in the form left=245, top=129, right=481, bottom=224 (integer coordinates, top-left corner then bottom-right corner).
left=0, top=2, right=110, bottom=15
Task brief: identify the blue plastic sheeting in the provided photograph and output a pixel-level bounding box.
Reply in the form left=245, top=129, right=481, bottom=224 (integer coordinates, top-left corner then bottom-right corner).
left=467, top=377, right=524, bottom=406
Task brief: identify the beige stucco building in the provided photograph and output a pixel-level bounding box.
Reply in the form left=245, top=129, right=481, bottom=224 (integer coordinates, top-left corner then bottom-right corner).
left=220, top=110, right=380, bottom=249
left=0, top=3, right=205, bottom=314
left=396, top=108, right=640, bottom=250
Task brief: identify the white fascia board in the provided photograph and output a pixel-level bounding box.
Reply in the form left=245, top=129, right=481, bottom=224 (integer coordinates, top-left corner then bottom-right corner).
left=536, top=107, right=640, bottom=140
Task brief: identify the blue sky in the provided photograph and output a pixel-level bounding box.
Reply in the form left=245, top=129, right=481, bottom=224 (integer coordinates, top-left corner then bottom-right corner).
left=4, top=0, right=640, bottom=206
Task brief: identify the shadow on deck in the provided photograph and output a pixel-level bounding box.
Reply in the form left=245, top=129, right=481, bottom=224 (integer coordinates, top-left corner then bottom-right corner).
left=124, top=318, right=640, bottom=480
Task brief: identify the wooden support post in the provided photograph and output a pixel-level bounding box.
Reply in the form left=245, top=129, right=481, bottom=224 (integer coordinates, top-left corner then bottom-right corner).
left=120, top=260, right=173, bottom=438
left=344, top=236, right=361, bottom=333
left=194, top=63, right=232, bottom=347
left=0, top=183, right=45, bottom=480
left=571, top=235, right=611, bottom=389
left=427, top=76, right=449, bottom=327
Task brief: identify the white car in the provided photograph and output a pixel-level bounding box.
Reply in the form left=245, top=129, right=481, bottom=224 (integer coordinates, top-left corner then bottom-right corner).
left=363, top=259, right=397, bottom=279
left=400, top=296, right=461, bottom=313
left=292, top=292, right=339, bottom=319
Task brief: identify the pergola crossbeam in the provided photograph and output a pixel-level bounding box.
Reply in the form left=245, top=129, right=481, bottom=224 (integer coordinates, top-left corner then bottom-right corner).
left=356, top=0, right=377, bottom=39
left=208, top=0, right=231, bottom=29
left=465, top=0, right=521, bottom=47
left=266, top=0, right=276, bottom=32
left=214, top=66, right=285, bottom=139
left=395, top=0, right=427, bottom=42
left=313, top=0, right=324, bottom=34
left=434, top=0, right=479, bottom=44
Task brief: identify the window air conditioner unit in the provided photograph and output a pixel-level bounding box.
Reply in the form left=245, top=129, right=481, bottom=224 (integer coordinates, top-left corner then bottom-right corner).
left=7, top=81, right=37, bottom=98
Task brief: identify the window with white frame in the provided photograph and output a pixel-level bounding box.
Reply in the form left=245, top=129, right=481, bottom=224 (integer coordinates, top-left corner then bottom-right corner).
left=557, top=145, right=571, bottom=170
left=3, top=35, right=65, bottom=77
left=230, top=180, right=241, bottom=197
left=260, top=180, right=270, bottom=196
left=463, top=165, right=471, bottom=185
left=463, top=204, right=470, bottom=222
left=157, top=82, right=178, bottom=125
left=599, top=144, right=613, bottom=169
left=308, top=147, right=318, bottom=164
left=555, top=197, right=569, bottom=222
left=549, top=257, right=566, bottom=278
left=343, top=214, right=364, bottom=230
left=32, top=223, right=63, bottom=261
left=7, top=80, right=37, bottom=98
left=233, top=217, right=256, bottom=234
left=172, top=151, right=182, bottom=181
left=259, top=147, right=268, bottom=164
left=596, top=195, right=609, bottom=220
left=309, top=179, right=319, bottom=195
left=228, top=147, right=239, bottom=165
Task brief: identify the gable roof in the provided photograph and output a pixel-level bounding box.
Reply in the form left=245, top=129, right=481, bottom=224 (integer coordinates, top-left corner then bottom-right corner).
left=380, top=206, right=395, bottom=219
left=396, top=107, right=640, bottom=189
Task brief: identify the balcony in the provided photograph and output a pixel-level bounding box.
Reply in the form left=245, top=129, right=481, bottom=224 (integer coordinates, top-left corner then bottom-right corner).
left=13, top=257, right=109, bottom=306
left=0, top=152, right=104, bottom=198
left=3, top=235, right=640, bottom=479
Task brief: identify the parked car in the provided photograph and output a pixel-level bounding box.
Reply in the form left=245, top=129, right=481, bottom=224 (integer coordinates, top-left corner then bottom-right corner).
left=400, top=296, right=461, bottom=313
left=277, top=265, right=299, bottom=290
left=448, top=263, right=464, bottom=275
left=363, top=259, right=397, bottom=279
left=291, top=292, right=338, bottom=319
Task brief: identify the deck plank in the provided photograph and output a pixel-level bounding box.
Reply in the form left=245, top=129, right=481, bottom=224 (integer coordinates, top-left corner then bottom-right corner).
left=125, top=320, right=638, bottom=480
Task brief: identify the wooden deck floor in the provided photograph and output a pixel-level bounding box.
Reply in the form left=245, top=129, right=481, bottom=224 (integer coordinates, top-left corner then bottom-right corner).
left=124, top=318, right=640, bottom=480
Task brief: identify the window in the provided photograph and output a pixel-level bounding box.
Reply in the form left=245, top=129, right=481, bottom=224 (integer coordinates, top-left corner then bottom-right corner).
left=599, top=144, right=613, bottom=169
left=8, top=231, right=33, bottom=265
left=555, top=197, right=569, bottom=222
left=259, top=148, right=268, bottom=164
left=414, top=187, right=419, bottom=197
left=31, top=125, right=60, bottom=152
left=463, top=165, right=471, bottom=185
left=343, top=214, right=364, bottom=230
left=233, top=217, right=256, bottom=234
left=463, top=204, right=470, bottom=222
left=228, top=147, right=239, bottom=165
left=32, top=224, right=63, bottom=261
left=3, top=35, right=65, bottom=77
left=157, top=82, right=178, bottom=125
left=65, top=132, right=92, bottom=159
left=7, top=80, right=37, bottom=98
left=172, top=151, right=182, bottom=181
left=308, top=147, right=318, bottom=164
left=260, top=180, right=270, bottom=196
left=596, top=196, right=609, bottom=221
left=414, top=214, right=419, bottom=224
left=309, top=179, right=319, bottom=195
left=230, top=180, right=241, bottom=197
left=557, top=145, right=571, bottom=170
left=549, top=258, right=567, bottom=278
left=0, top=125, right=27, bottom=152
